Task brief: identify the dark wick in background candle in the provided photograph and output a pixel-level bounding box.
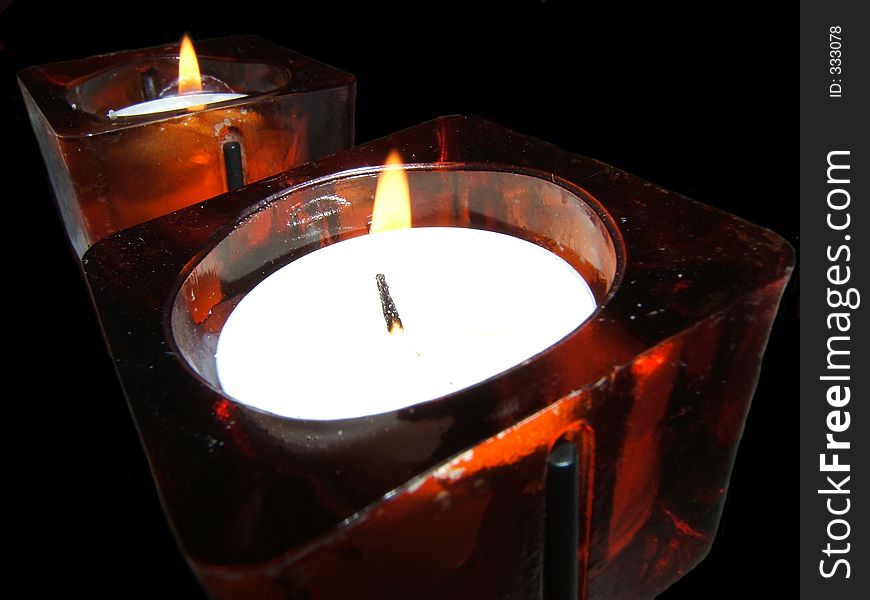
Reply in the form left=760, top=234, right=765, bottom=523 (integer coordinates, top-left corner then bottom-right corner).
left=376, top=273, right=404, bottom=334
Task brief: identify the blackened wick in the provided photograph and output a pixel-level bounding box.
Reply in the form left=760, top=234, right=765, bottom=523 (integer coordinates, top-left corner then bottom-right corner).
left=376, top=273, right=404, bottom=334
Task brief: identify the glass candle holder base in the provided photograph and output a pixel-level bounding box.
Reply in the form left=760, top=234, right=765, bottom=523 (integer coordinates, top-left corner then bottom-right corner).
left=19, top=35, right=355, bottom=256
left=83, top=115, right=793, bottom=599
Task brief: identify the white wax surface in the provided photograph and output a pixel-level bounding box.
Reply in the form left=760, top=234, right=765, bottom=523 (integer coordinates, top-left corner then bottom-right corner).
left=216, top=227, right=596, bottom=420
left=109, top=92, right=246, bottom=118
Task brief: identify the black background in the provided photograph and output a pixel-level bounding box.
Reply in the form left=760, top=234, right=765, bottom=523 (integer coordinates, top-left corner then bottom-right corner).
left=1, top=1, right=796, bottom=597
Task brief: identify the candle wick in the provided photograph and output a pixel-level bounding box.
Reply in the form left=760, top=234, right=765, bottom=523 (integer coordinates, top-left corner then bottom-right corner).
left=375, top=273, right=404, bottom=334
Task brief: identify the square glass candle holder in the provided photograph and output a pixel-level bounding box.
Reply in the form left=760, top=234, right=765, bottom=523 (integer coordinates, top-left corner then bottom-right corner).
left=83, top=116, right=793, bottom=599
left=18, top=35, right=355, bottom=256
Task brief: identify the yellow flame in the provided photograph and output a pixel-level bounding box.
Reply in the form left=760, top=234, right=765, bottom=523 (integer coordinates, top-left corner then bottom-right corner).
left=371, top=150, right=411, bottom=234
left=178, top=34, right=203, bottom=95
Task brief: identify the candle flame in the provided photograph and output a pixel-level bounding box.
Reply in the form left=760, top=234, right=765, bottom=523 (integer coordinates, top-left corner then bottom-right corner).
left=371, top=150, right=411, bottom=234
left=178, top=34, right=203, bottom=95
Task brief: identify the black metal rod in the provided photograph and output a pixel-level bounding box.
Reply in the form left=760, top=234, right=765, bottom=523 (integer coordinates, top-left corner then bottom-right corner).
left=223, top=141, right=245, bottom=191
left=375, top=273, right=404, bottom=334
left=140, top=67, right=159, bottom=101
left=544, top=439, right=579, bottom=600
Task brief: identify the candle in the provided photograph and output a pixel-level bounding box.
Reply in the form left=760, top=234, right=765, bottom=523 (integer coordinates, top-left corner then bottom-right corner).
left=216, top=154, right=597, bottom=420
left=20, top=34, right=355, bottom=255
left=109, top=34, right=246, bottom=118
left=79, top=114, right=795, bottom=598
left=109, top=92, right=246, bottom=118
left=216, top=227, right=595, bottom=420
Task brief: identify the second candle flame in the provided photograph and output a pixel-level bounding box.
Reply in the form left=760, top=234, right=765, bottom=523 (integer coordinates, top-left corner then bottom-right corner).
left=178, top=34, right=203, bottom=95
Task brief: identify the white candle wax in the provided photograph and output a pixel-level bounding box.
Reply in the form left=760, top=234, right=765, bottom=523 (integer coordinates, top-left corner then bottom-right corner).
left=109, top=92, right=246, bottom=118
left=216, top=227, right=596, bottom=420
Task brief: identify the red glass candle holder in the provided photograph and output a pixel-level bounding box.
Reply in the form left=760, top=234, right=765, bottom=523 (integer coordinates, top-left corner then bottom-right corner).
left=18, top=35, right=355, bottom=256
left=83, top=116, right=793, bottom=599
